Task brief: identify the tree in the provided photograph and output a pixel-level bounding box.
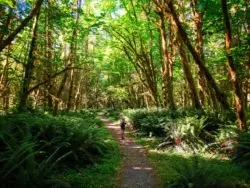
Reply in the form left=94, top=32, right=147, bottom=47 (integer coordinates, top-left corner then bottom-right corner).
left=221, top=0, right=247, bottom=130
left=18, top=6, right=41, bottom=111
left=165, top=0, right=230, bottom=109
left=0, top=0, right=44, bottom=52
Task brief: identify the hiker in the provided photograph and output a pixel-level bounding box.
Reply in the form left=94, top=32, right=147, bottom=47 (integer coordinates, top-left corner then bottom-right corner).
left=120, top=117, right=126, bottom=139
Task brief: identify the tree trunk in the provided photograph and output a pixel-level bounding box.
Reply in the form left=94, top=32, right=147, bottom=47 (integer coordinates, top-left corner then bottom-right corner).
left=2, top=45, right=11, bottom=112
left=158, top=11, right=170, bottom=108
left=53, top=71, right=69, bottom=115
left=244, top=0, right=250, bottom=69
left=221, top=0, right=247, bottom=130
left=153, top=0, right=175, bottom=108
left=73, top=77, right=82, bottom=110
left=166, top=1, right=230, bottom=109
left=67, top=68, right=74, bottom=111
left=177, top=40, right=202, bottom=109
left=182, top=81, right=188, bottom=108
left=52, top=41, right=72, bottom=115
left=44, top=0, right=53, bottom=111
left=18, top=10, right=41, bottom=111
left=67, top=0, right=81, bottom=111
left=190, top=0, right=206, bottom=107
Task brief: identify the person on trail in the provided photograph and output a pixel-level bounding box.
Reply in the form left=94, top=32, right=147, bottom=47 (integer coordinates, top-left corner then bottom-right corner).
left=120, top=117, right=126, bottom=140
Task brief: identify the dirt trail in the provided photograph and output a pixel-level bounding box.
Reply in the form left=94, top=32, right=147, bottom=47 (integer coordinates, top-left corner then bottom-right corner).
left=100, top=116, right=159, bottom=188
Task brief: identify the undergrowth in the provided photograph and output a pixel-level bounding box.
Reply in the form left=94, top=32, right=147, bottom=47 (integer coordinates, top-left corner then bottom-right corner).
left=124, top=108, right=238, bottom=152
left=118, top=108, right=250, bottom=187
left=0, top=110, right=120, bottom=188
left=149, top=152, right=250, bottom=188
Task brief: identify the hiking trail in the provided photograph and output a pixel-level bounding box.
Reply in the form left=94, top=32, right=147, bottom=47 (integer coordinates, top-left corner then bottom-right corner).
left=99, top=116, right=159, bottom=188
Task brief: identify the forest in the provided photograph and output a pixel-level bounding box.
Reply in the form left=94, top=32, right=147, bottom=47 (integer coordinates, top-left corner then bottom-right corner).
left=0, top=0, right=249, bottom=187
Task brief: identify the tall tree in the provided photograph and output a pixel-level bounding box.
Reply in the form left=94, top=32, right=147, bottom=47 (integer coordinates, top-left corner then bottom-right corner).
left=18, top=7, right=41, bottom=111
left=44, top=0, right=53, bottom=111
left=190, top=0, right=206, bottom=106
left=152, top=0, right=175, bottom=109
left=176, top=37, right=202, bottom=109
left=165, top=0, right=230, bottom=109
left=221, top=0, right=247, bottom=130
left=67, top=0, right=81, bottom=111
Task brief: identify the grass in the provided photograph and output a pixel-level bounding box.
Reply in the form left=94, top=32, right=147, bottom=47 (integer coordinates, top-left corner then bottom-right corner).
left=54, top=120, right=121, bottom=188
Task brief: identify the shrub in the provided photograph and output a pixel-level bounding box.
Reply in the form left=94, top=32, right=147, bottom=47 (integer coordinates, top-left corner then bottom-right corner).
left=0, top=115, right=71, bottom=188
left=124, top=109, right=172, bottom=136
left=104, top=108, right=122, bottom=120
left=125, top=108, right=237, bottom=152
left=0, top=111, right=112, bottom=187
left=163, top=116, right=206, bottom=151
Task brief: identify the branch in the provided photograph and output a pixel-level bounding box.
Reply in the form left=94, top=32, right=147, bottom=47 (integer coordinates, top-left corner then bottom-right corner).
left=27, top=66, right=82, bottom=94
left=0, top=0, right=44, bottom=52
left=142, top=5, right=160, bottom=27
left=129, top=0, right=138, bottom=22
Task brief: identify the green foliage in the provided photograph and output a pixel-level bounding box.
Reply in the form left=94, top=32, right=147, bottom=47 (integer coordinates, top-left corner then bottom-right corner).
left=0, top=115, right=70, bottom=187
left=233, top=132, right=250, bottom=169
left=54, top=128, right=121, bottom=188
left=124, top=109, right=174, bottom=136
left=124, top=108, right=236, bottom=152
left=167, top=155, right=250, bottom=188
left=0, top=0, right=15, bottom=8
left=0, top=110, right=120, bottom=187
left=149, top=152, right=250, bottom=188
left=164, top=116, right=207, bottom=151
left=104, top=108, right=122, bottom=120
left=167, top=155, right=214, bottom=188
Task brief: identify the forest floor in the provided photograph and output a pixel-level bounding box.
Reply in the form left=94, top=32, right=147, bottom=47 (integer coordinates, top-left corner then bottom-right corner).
left=99, top=115, right=159, bottom=188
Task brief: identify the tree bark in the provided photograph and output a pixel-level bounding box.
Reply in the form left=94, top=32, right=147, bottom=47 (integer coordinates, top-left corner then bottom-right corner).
left=221, top=0, right=247, bottom=130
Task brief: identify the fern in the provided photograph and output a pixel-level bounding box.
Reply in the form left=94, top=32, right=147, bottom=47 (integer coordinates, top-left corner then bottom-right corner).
left=0, top=111, right=111, bottom=187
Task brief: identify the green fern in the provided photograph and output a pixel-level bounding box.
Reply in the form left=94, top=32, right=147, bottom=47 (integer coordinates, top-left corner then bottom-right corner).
left=0, top=111, right=111, bottom=187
